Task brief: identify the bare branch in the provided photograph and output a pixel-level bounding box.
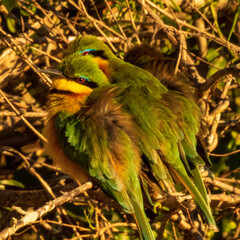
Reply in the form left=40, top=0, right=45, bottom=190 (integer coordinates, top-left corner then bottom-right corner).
left=0, top=182, right=93, bottom=240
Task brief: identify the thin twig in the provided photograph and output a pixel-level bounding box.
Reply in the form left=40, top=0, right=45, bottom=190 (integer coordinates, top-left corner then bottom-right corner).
left=209, top=149, right=240, bottom=157
left=0, top=182, right=93, bottom=240
left=144, top=0, right=240, bottom=54
left=0, top=89, right=47, bottom=142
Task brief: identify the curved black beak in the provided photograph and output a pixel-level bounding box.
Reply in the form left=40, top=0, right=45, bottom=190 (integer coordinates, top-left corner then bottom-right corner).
left=39, top=69, right=64, bottom=77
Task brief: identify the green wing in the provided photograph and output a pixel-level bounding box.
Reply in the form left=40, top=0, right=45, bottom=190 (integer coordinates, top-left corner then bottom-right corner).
left=122, top=48, right=216, bottom=228
left=110, top=56, right=217, bottom=229
left=54, top=86, right=155, bottom=239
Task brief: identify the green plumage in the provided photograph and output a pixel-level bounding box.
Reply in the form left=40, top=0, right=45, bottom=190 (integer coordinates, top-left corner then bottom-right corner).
left=46, top=35, right=217, bottom=240
left=124, top=44, right=212, bottom=210
left=67, top=35, right=216, bottom=228
left=49, top=80, right=155, bottom=239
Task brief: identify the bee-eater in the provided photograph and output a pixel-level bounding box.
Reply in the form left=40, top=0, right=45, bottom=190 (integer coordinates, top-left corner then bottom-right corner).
left=60, top=35, right=217, bottom=230
left=44, top=54, right=155, bottom=240
left=124, top=43, right=212, bottom=208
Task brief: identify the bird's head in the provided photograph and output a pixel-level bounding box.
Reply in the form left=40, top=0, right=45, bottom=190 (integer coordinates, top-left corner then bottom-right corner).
left=66, top=35, right=116, bottom=78
left=47, top=54, right=110, bottom=115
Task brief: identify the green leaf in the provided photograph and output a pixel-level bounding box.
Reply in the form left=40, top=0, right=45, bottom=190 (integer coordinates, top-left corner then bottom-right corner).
left=207, top=56, right=227, bottom=77
left=206, top=48, right=220, bottom=62
left=0, top=179, right=25, bottom=188
left=222, top=218, right=237, bottom=233
left=2, top=0, right=18, bottom=12
left=6, top=17, right=17, bottom=33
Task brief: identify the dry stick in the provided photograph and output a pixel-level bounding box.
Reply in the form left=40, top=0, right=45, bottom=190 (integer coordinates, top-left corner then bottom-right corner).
left=195, top=17, right=208, bottom=59
left=157, top=210, right=178, bottom=240
left=172, top=221, right=178, bottom=240
left=234, top=223, right=240, bottom=240
left=174, top=29, right=183, bottom=75
left=0, top=29, right=52, bottom=87
left=1, top=185, right=239, bottom=214
left=214, top=177, right=240, bottom=184
left=188, top=2, right=218, bottom=34
left=96, top=222, right=137, bottom=238
left=97, top=208, right=114, bottom=238
left=219, top=117, right=240, bottom=136
left=77, top=181, right=114, bottom=239
left=13, top=148, right=85, bottom=240
left=104, top=0, right=128, bottom=40
left=174, top=197, right=204, bottom=237
left=208, top=97, right=230, bottom=126
left=11, top=149, right=55, bottom=196
left=0, top=182, right=93, bottom=240
left=161, top=0, right=183, bottom=75
left=222, top=167, right=240, bottom=179
left=0, top=111, right=47, bottom=118
left=30, top=0, right=78, bottom=36
left=69, top=222, right=136, bottom=240
left=5, top=149, right=65, bottom=230
left=17, top=0, right=68, bottom=44
left=77, top=0, right=125, bottom=56
left=40, top=220, right=91, bottom=232
left=188, top=49, right=221, bottom=71
left=200, top=66, right=240, bottom=91
left=30, top=46, right=61, bottom=63
left=72, top=0, right=125, bottom=48
left=205, top=178, right=240, bottom=195
left=137, top=0, right=206, bottom=84
left=209, top=149, right=240, bottom=157
left=144, top=0, right=240, bottom=54
left=207, top=76, right=232, bottom=151
left=125, top=0, right=141, bottom=44
left=170, top=212, right=192, bottom=231
left=0, top=89, right=47, bottom=142
left=138, top=0, right=178, bottom=45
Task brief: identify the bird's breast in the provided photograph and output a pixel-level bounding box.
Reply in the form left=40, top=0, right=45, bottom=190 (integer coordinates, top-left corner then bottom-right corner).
left=43, top=116, right=89, bottom=183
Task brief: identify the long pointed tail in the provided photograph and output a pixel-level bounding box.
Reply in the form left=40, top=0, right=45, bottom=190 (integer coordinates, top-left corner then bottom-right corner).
left=191, top=166, right=210, bottom=209
left=131, top=199, right=155, bottom=240
left=173, top=168, right=218, bottom=231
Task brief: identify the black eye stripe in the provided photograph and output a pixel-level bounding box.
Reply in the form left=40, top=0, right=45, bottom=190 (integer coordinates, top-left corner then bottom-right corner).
left=82, top=81, right=98, bottom=89
left=89, top=50, right=108, bottom=60
left=72, top=78, right=98, bottom=89
left=50, top=89, right=72, bottom=95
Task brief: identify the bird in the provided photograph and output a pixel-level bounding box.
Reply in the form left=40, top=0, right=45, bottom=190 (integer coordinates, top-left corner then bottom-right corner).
left=57, top=35, right=217, bottom=230
left=124, top=43, right=213, bottom=208
left=44, top=54, right=156, bottom=240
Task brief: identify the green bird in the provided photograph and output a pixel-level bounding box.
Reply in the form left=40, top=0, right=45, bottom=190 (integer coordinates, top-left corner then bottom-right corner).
left=124, top=43, right=212, bottom=208
left=60, top=35, right=217, bottom=230
left=44, top=54, right=155, bottom=240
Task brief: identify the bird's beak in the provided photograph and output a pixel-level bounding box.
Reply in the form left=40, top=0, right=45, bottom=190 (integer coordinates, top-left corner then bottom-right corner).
left=39, top=69, right=64, bottom=77
left=40, top=69, right=93, bottom=96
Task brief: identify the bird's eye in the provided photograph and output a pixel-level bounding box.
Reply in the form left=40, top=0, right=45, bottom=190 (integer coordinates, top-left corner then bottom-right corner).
left=76, top=76, right=89, bottom=84
left=79, top=49, right=95, bottom=56
left=82, top=51, right=89, bottom=56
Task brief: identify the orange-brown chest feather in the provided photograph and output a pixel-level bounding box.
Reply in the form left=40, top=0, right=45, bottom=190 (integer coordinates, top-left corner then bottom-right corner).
left=95, top=57, right=110, bottom=79
left=47, top=92, right=89, bottom=115
left=43, top=116, right=89, bottom=183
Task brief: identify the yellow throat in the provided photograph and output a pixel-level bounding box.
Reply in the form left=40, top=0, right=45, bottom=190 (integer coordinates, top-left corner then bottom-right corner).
left=47, top=78, right=93, bottom=115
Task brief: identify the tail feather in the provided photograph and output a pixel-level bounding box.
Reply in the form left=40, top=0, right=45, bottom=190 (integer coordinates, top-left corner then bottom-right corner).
left=172, top=168, right=217, bottom=231
left=131, top=199, right=155, bottom=240
left=191, top=166, right=210, bottom=209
